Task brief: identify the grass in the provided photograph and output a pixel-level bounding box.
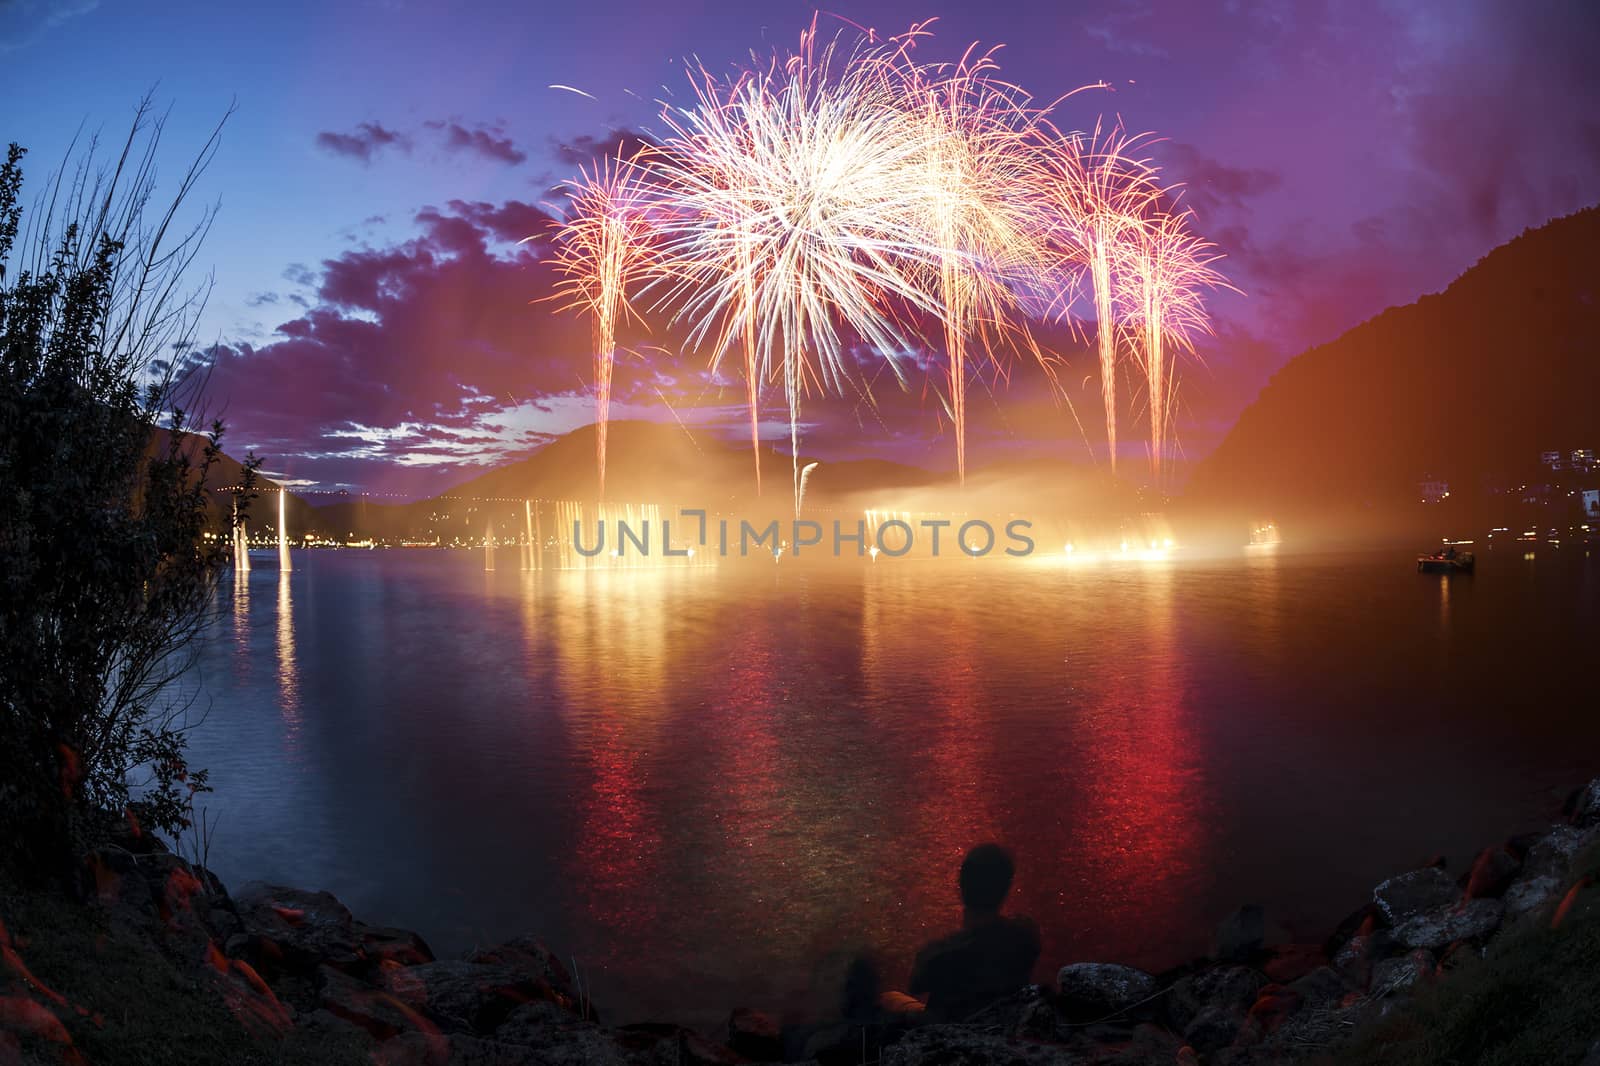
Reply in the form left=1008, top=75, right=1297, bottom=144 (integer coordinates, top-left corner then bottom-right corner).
left=1, top=877, right=369, bottom=1065
left=1338, top=842, right=1600, bottom=1065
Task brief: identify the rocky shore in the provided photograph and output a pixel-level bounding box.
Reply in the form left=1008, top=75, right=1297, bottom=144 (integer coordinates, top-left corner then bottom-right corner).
left=4, top=778, right=1600, bottom=1064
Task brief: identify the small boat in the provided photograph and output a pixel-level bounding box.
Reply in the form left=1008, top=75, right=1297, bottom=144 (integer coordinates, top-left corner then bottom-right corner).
left=1417, top=546, right=1475, bottom=573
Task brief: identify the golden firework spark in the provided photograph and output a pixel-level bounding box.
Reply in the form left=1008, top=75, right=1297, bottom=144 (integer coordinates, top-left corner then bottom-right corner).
left=550, top=151, right=657, bottom=499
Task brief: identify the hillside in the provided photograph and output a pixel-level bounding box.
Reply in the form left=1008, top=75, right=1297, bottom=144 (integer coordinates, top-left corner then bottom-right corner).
left=1188, top=206, right=1600, bottom=537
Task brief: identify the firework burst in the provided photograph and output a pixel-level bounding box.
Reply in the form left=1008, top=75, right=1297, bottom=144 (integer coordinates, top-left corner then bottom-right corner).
left=647, top=22, right=947, bottom=513
left=1032, top=122, right=1162, bottom=473
left=1119, top=206, right=1233, bottom=484
left=550, top=151, right=657, bottom=499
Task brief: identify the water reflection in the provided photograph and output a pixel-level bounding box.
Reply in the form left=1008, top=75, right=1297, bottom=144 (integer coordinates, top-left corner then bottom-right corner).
left=1067, top=559, right=1206, bottom=963
left=275, top=566, right=300, bottom=744
left=231, top=568, right=251, bottom=664
left=186, top=548, right=1600, bottom=1025
left=550, top=570, right=678, bottom=955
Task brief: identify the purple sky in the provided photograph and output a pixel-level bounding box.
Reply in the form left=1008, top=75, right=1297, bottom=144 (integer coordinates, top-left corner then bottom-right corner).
left=3, top=0, right=1597, bottom=497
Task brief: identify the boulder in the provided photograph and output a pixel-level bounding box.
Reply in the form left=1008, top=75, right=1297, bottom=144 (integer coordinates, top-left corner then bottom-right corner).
left=358, top=924, right=435, bottom=969
left=1523, top=826, right=1585, bottom=879
left=1568, top=778, right=1600, bottom=829
left=1373, top=867, right=1460, bottom=925
left=727, top=1007, right=782, bottom=1062
left=882, top=1024, right=1092, bottom=1065
left=1286, top=966, right=1349, bottom=1012
left=1370, top=950, right=1433, bottom=995
left=1167, top=965, right=1266, bottom=1032
left=233, top=883, right=362, bottom=975
left=616, top=1023, right=744, bottom=1065
left=1392, top=898, right=1503, bottom=951
left=1214, top=904, right=1266, bottom=961
left=1245, top=984, right=1300, bottom=1034
left=1182, top=1004, right=1250, bottom=1053
left=382, top=959, right=572, bottom=1035
left=466, top=937, right=581, bottom=1014
left=1463, top=847, right=1521, bottom=899
left=318, top=964, right=434, bottom=1041
left=1055, top=963, right=1157, bottom=1020
left=1322, top=904, right=1377, bottom=960
left=377, top=1029, right=626, bottom=1066
left=1504, top=875, right=1563, bottom=918
left=1262, top=944, right=1325, bottom=984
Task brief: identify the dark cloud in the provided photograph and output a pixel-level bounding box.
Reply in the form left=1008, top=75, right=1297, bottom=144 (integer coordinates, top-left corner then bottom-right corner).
left=1397, top=2, right=1600, bottom=250
left=1158, top=143, right=1282, bottom=221
left=424, top=119, right=527, bottom=164
left=182, top=196, right=686, bottom=494
left=314, top=121, right=410, bottom=162
left=550, top=129, right=658, bottom=169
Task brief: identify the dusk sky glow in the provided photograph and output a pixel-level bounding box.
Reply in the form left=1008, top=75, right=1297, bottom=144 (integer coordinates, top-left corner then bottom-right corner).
left=4, top=0, right=1597, bottom=497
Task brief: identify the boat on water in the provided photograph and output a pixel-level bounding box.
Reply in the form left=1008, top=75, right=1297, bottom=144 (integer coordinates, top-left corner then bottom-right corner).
left=1417, top=543, right=1475, bottom=573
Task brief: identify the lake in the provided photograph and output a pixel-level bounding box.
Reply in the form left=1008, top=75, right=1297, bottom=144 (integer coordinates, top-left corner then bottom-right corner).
left=184, top=544, right=1600, bottom=1025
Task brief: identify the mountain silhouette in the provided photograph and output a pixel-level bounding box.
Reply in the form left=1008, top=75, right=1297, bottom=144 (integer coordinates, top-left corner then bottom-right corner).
left=1188, top=205, right=1600, bottom=538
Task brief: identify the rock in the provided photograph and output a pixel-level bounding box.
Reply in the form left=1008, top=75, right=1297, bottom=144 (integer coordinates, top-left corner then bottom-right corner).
left=1373, top=867, right=1460, bottom=925
left=358, top=924, right=435, bottom=968
left=1463, top=847, right=1521, bottom=899
left=1286, top=966, right=1349, bottom=1012
left=82, top=847, right=155, bottom=921
left=727, top=1007, right=782, bottom=1062
left=318, top=964, right=434, bottom=1041
left=1245, top=984, right=1300, bottom=1034
left=1183, top=1004, right=1249, bottom=1053
left=466, top=937, right=581, bottom=1013
left=233, top=883, right=362, bottom=976
left=1013, top=995, right=1059, bottom=1041
left=616, top=1023, right=743, bottom=1065
left=1370, top=950, right=1433, bottom=995
left=882, top=1024, right=1088, bottom=1065
left=378, top=1029, right=624, bottom=1066
left=1523, top=826, right=1585, bottom=879
left=383, top=959, right=573, bottom=1035
left=1262, top=944, right=1325, bottom=983
left=1569, top=778, right=1600, bottom=828
left=1055, top=962, right=1157, bottom=1019
left=1504, top=875, right=1563, bottom=918
left=1214, top=904, right=1265, bottom=961
left=1322, top=904, right=1377, bottom=960
left=1392, top=898, right=1503, bottom=951
left=1167, top=965, right=1266, bottom=1032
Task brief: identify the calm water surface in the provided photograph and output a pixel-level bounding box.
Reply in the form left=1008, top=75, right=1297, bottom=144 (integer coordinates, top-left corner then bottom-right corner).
left=186, top=546, right=1600, bottom=1023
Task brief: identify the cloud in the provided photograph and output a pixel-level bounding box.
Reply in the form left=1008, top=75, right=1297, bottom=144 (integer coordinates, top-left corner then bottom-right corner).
left=1158, top=143, right=1282, bottom=221
left=0, top=0, right=97, bottom=51
left=314, top=122, right=409, bottom=163
left=424, top=119, right=527, bottom=164
left=550, top=129, right=657, bottom=169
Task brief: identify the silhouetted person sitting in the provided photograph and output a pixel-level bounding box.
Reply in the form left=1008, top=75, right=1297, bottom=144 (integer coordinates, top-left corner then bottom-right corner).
left=905, top=843, right=1041, bottom=1021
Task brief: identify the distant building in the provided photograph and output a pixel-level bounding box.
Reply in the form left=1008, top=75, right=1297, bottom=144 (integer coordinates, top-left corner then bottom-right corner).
left=1419, top=477, right=1450, bottom=504
left=1541, top=450, right=1564, bottom=471
left=1572, top=448, right=1596, bottom=474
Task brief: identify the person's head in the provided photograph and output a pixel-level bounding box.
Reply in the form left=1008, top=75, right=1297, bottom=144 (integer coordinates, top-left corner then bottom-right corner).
left=959, top=843, right=1015, bottom=915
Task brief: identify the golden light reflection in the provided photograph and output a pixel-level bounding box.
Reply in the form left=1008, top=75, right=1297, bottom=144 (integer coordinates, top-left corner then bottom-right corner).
left=1061, top=559, right=1208, bottom=965
left=859, top=568, right=997, bottom=959
left=231, top=570, right=251, bottom=662
left=548, top=568, right=683, bottom=950
left=275, top=569, right=300, bottom=744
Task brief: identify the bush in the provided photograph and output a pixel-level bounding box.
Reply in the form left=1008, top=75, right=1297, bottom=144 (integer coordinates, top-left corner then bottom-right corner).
left=0, top=102, right=257, bottom=878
